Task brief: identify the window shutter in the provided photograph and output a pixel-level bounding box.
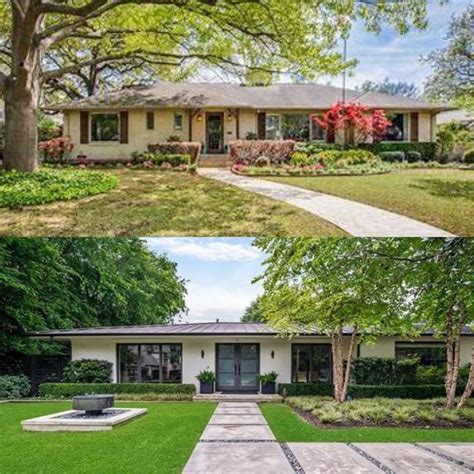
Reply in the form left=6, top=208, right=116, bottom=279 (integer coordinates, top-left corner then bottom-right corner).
left=146, top=111, right=154, bottom=130
left=120, top=111, right=129, bottom=144
left=410, top=112, right=419, bottom=142
left=257, top=112, right=266, bottom=139
left=80, top=111, right=89, bottom=144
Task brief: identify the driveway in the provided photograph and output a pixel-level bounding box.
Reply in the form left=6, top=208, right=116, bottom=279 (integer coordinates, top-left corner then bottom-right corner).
left=184, top=401, right=474, bottom=473
left=198, top=168, right=454, bottom=237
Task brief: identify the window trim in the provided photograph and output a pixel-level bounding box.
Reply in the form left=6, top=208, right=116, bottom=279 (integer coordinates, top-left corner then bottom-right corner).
left=116, top=343, right=183, bottom=383
left=291, top=343, right=332, bottom=384
left=90, top=112, right=120, bottom=142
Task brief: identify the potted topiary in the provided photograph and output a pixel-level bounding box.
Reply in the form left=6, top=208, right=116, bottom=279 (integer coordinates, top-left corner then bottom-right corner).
left=196, top=370, right=216, bottom=394
left=258, top=371, right=278, bottom=394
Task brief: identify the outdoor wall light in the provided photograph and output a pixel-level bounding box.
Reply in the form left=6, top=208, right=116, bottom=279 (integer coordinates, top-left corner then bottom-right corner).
left=271, top=350, right=275, bottom=359
left=201, top=350, right=205, bottom=359
left=197, top=114, right=203, bottom=122
left=227, top=113, right=233, bottom=122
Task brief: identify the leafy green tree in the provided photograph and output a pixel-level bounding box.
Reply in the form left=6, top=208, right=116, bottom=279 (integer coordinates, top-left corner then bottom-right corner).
left=356, top=78, right=420, bottom=98
left=0, top=0, right=439, bottom=171
left=241, top=296, right=265, bottom=323
left=424, top=5, right=474, bottom=110
left=0, top=238, right=187, bottom=356
left=254, top=238, right=410, bottom=403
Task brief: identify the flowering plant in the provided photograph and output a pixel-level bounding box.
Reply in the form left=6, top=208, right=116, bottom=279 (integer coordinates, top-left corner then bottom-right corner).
left=312, top=102, right=391, bottom=145
left=38, top=136, right=74, bottom=164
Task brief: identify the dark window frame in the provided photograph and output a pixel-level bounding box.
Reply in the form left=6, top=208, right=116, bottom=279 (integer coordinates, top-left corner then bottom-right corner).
left=116, top=343, right=183, bottom=383
left=146, top=111, right=155, bottom=130
left=174, top=113, right=183, bottom=131
left=291, top=343, right=332, bottom=384
left=91, top=113, right=120, bottom=142
left=395, top=341, right=446, bottom=367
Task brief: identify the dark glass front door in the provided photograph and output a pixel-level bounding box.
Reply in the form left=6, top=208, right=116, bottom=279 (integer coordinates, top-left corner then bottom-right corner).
left=216, top=343, right=259, bottom=392
left=206, top=113, right=224, bottom=153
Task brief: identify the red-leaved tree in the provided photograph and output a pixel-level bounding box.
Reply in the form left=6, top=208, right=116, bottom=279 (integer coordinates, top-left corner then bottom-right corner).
left=312, top=102, right=391, bottom=145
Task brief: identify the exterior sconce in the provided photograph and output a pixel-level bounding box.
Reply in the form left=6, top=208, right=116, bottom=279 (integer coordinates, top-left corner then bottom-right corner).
left=197, top=114, right=203, bottom=122
left=201, top=350, right=205, bottom=359
left=271, top=350, right=275, bottom=359
left=227, top=113, right=233, bottom=122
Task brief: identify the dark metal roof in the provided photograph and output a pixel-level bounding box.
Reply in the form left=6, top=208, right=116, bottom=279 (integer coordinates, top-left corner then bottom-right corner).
left=28, top=322, right=473, bottom=338
left=50, top=82, right=453, bottom=112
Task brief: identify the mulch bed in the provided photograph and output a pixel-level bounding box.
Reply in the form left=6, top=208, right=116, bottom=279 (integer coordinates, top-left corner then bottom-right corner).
left=289, top=404, right=474, bottom=430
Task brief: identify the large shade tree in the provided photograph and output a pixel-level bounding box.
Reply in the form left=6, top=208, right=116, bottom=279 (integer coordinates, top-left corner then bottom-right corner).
left=0, top=237, right=187, bottom=356
left=254, top=238, right=410, bottom=403
left=0, top=0, right=437, bottom=171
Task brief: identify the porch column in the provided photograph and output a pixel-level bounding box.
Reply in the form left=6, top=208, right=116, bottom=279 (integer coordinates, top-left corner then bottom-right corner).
left=188, top=109, right=193, bottom=141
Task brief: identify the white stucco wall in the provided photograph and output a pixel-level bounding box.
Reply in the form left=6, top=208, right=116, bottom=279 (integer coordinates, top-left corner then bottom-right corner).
left=68, top=334, right=473, bottom=393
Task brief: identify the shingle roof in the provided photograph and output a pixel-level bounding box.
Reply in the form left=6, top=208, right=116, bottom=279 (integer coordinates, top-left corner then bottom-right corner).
left=52, top=82, right=452, bottom=112
left=28, top=322, right=473, bottom=337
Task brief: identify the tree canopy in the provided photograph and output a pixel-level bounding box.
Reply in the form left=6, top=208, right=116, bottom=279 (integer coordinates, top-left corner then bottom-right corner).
left=424, top=5, right=474, bottom=110
left=0, top=238, right=187, bottom=356
left=240, top=296, right=265, bottom=323
left=356, top=78, right=420, bottom=98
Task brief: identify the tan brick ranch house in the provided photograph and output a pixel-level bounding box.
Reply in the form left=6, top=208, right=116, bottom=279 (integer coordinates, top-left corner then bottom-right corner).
left=53, top=82, right=452, bottom=161
left=31, top=322, right=472, bottom=394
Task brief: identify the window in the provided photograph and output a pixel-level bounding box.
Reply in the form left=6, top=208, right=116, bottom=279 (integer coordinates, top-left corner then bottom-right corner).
left=118, top=344, right=182, bottom=383
left=395, top=342, right=446, bottom=367
left=291, top=344, right=332, bottom=383
left=146, top=111, right=155, bottom=130
left=91, top=113, right=119, bottom=141
left=174, top=113, right=183, bottom=131
left=265, top=114, right=281, bottom=139
left=281, top=114, right=310, bottom=141
left=311, top=116, right=325, bottom=141
left=384, top=113, right=405, bottom=141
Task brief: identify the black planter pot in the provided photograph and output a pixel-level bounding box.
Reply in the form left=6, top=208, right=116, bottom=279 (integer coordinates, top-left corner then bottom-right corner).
left=261, top=382, right=276, bottom=395
left=200, top=381, right=214, bottom=394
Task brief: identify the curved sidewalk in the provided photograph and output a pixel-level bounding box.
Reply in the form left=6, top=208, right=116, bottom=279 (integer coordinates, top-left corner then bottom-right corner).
left=198, top=168, right=454, bottom=237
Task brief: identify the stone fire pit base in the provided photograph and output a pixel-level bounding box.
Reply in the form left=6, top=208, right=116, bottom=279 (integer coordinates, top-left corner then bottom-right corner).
left=22, top=407, right=147, bottom=432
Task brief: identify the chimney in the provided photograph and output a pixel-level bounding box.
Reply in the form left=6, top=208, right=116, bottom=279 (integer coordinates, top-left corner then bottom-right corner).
left=216, top=318, right=220, bottom=323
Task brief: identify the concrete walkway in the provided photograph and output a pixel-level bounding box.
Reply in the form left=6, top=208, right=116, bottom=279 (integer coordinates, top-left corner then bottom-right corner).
left=198, top=168, right=454, bottom=237
left=184, top=402, right=474, bottom=473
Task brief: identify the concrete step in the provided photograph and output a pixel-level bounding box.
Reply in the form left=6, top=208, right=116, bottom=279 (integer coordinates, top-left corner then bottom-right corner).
left=193, top=393, right=283, bottom=403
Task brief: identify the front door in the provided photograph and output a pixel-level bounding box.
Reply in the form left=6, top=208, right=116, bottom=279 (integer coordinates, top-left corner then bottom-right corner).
left=206, top=112, right=224, bottom=153
left=216, top=343, right=259, bottom=392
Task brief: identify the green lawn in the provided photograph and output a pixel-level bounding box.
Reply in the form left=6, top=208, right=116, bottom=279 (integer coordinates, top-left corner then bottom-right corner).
left=264, top=169, right=474, bottom=235
left=0, top=402, right=216, bottom=474
left=0, top=169, right=344, bottom=236
left=260, top=404, right=474, bottom=443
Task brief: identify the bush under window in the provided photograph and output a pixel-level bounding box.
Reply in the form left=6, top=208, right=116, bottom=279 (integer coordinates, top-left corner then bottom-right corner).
left=62, top=359, right=112, bottom=383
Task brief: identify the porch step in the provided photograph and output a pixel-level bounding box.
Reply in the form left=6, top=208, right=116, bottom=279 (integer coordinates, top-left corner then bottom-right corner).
left=198, top=154, right=233, bottom=168
left=193, top=393, right=283, bottom=403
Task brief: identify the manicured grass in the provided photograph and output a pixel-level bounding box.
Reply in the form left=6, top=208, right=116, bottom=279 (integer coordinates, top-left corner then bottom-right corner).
left=0, top=169, right=344, bottom=236
left=260, top=404, right=474, bottom=443
left=0, top=401, right=216, bottom=474
left=264, top=169, right=474, bottom=235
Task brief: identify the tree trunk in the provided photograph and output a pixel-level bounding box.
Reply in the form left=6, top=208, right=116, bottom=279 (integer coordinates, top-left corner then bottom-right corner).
left=341, top=325, right=357, bottom=402
left=331, top=328, right=344, bottom=403
left=457, top=346, right=474, bottom=408
left=446, top=303, right=465, bottom=408
left=3, top=1, right=42, bottom=172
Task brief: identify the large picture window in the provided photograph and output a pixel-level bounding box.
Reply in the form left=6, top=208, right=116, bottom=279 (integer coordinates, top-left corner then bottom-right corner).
left=91, top=113, right=119, bottom=141
left=281, top=114, right=310, bottom=141
left=395, top=342, right=446, bottom=367
left=118, top=344, right=182, bottom=383
left=384, top=113, right=405, bottom=141
left=292, top=344, right=332, bottom=383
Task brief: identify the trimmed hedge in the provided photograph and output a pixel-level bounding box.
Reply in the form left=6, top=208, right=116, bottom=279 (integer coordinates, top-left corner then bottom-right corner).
left=463, top=148, right=474, bottom=164
left=147, top=142, right=201, bottom=162
left=351, top=357, right=419, bottom=385
left=278, top=383, right=462, bottom=399
left=229, top=140, right=296, bottom=164
left=297, top=142, right=437, bottom=161
left=0, top=375, right=31, bottom=399
left=62, top=359, right=112, bottom=384
left=40, top=383, right=196, bottom=398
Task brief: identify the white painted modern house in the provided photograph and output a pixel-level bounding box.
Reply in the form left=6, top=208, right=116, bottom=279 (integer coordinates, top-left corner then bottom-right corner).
left=32, top=322, right=472, bottom=393
left=50, top=82, right=452, bottom=160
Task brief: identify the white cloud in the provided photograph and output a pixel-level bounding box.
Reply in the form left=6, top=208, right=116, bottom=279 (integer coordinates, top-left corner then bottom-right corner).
left=149, top=238, right=262, bottom=262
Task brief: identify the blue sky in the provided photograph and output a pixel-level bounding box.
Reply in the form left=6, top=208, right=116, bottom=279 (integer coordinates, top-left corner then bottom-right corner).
left=327, top=0, right=470, bottom=90
left=145, top=238, right=265, bottom=323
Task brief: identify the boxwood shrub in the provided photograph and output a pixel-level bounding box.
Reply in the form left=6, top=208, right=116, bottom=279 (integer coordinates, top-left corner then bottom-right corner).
left=0, top=375, right=31, bottom=399
left=278, top=383, right=461, bottom=399
left=62, top=359, right=112, bottom=384
left=378, top=151, right=406, bottom=162
left=39, top=383, right=196, bottom=398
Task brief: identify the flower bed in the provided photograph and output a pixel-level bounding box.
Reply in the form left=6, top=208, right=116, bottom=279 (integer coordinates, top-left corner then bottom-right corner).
left=0, top=169, right=118, bottom=208
left=287, top=396, right=474, bottom=428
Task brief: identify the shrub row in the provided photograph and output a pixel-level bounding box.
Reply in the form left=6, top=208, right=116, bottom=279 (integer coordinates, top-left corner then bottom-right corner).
left=147, top=142, right=201, bottom=162
left=0, top=375, right=31, bottom=399
left=40, top=383, right=196, bottom=398
left=278, top=383, right=462, bottom=399
left=132, top=151, right=192, bottom=167
left=229, top=140, right=296, bottom=164
left=351, top=357, right=419, bottom=385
